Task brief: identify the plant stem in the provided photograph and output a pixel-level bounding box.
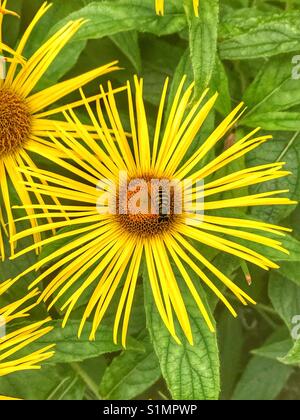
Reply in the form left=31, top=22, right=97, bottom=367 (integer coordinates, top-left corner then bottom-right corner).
left=71, top=362, right=102, bottom=400
left=58, top=377, right=79, bottom=400
left=254, top=302, right=280, bottom=317
left=276, top=131, right=300, bottom=162
left=255, top=307, right=279, bottom=329
left=224, top=292, right=279, bottom=317
left=234, top=61, right=247, bottom=93
left=46, top=376, right=71, bottom=400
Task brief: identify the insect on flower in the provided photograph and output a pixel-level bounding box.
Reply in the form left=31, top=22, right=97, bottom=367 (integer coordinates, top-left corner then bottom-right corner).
left=9, top=77, right=295, bottom=347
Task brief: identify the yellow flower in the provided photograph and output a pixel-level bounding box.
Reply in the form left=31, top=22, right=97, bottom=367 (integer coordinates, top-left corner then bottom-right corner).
left=0, top=0, right=19, bottom=18
left=0, top=279, right=54, bottom=399
left=10, top=77, right=295, bottom=347
left=156, top=0, right=199, bottom=16
left=0, top=1, right=119, bottom=260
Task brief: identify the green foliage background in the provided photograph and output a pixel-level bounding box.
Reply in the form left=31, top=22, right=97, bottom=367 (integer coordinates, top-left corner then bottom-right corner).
left=1, top=0, right=300, bottom=400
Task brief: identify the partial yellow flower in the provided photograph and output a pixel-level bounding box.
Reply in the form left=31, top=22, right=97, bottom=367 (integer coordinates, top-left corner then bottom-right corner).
left=0, top=280, right=54, bottom=399
left=9, top=77, right=294, bottom=347
left=0, top=1, right=119, bottom=260
left=0, top=0, right=19, bottom=18
left=156, top=0, right=199, bottom=16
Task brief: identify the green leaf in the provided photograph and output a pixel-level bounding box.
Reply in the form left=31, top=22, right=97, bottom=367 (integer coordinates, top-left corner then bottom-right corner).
left=264, top=235, right=300, bottom=263
left=141, top=35, right=184, bottom=76
left=251, top=328, right=295, bottom=363
left=110, top=31, right=141, bottom=73
left=253, top=339, right=294, bottom=361
left=243, top=54, right=300, bottom=114
left=99, top=332, right=161, bottom=400
left=210, top=56, right=231, bottom=116
left=140, top=36, right=184, bottom=105
left=0, top=186, right=41, bottom=308
left=246, top=132, right=299, bottom=223
left=21, top=319, right=143, bottom=364
left=251, top=233, right=300, bottom=299
left=79, top=356, right=107, bottom=385
left=3, top=0, right=22, bottom=47
left=144, top=268, right=220, bottom=400
left=276, top=260, right=300, bottom=287
left=38, top=40, right=86, bottom=90
left=218, top=310, right=244, bottom=400
left=165, top=49, right=193, bottom=120
left=268, top=272, right=300, bottom=330
left=24, top=0, right=90, bottom=54
left=248, top=234, right=300, bottom=286
left=24, top=0, right=91, bottom=88
left=231, top=356, right=292, bottom=400
left=35, top=0, right=185, bottom=88
left=279, top=340, right=300, bottom=365
left=203, top=251, right=242, bottom=310
left=0, top=365, right=85, bottom=400
left=219, top=10, right=300, bottom=60
left=243, top=112, right=300, bottom=131
left=52, top=1, right=186, bottom=41
left=268, top=272, right=300, bottom=365
left=184, top=0, right=219, bottom=98
left=165, top=49, right=229, bottom=125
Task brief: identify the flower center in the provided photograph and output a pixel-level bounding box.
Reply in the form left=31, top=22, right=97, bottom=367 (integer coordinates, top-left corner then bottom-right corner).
left=0, top=88, right=32, bottom=157
left=117, top=177, right=180, bottom=237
